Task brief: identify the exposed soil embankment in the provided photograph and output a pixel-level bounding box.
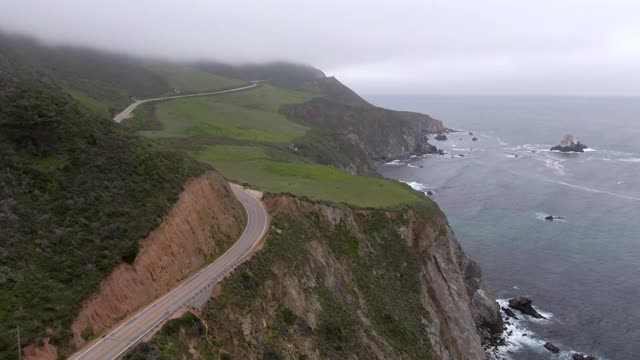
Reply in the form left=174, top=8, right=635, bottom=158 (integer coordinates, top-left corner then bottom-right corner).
left=69, top=170, right=246, bottom=349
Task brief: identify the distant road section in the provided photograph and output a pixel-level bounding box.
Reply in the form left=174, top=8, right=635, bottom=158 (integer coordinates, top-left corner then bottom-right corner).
left=113, top=83, right=258, bottom=123
left=70, top=184, right=269, bottom=360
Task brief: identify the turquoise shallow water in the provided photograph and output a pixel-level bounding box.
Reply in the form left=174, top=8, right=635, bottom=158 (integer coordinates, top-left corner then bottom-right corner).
left=370, top=96, right=640, bottom=359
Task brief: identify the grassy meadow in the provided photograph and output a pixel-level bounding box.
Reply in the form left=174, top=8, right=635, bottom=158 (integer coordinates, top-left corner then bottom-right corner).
left=143, top=61, right=246, bottom=92
left=127, top=83, right=430, bottom=208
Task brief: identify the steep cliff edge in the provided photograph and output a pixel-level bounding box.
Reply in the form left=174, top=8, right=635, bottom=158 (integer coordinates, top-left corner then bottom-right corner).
left=282, top=98, right=445, bottom=175
left=126, top=194, right=502, bottom=359
left=66, top=171, right=246, bottom=352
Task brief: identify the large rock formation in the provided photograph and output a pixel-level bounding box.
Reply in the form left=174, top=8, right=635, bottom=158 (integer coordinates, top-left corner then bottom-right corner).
left=281, top=98, right=445, bottom=172
left=508, top=296, right=545, bottom=319
left=551, top=134, right=588, bottom=152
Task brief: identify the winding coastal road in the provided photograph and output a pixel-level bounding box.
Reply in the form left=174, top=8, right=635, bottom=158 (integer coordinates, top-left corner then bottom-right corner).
left=113, top=83, right=259, bottom=122
left=70, top=185, right=270, bottom=359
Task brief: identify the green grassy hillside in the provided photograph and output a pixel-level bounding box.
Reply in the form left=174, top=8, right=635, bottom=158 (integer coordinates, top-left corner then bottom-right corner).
left=128, top=84, right=427, bottom=208
left=143, top=61, right=246, bottom=92
left=143, top=85, right=309, bottom=142
left=0, top=77, right=209, bottom=358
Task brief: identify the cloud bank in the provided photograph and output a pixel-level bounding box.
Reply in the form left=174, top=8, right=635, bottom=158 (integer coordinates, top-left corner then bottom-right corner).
left=2, top=0, right=639, bottom=95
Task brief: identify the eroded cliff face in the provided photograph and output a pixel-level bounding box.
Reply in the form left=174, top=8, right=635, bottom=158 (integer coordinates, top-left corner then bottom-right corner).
left=281, top=98, right=445, bottom=164
left=127, top=194, right=501, bottom=359
left=402, top=205, right=503, bottom=359
left=68, top=170, right=245, bottom=350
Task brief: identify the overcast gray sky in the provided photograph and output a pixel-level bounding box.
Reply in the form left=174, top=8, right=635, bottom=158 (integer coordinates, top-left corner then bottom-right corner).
left=2, top=0, right=640, bottom=96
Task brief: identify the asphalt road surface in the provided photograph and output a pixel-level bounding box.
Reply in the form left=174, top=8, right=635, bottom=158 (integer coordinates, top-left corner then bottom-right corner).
left=70, top=184, right=269, bottom=359
left=113, top=83, right=258, bottom=123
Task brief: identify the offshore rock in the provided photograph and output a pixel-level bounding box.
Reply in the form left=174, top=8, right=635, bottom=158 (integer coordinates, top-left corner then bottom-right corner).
left=551, top=134, right=588, bottom=152
left=544, top=341, right=561, bottom=353
left=508, top=296, right=545, bottom=319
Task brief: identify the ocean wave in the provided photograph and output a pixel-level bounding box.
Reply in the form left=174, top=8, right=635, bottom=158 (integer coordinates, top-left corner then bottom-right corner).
left=407, top=164, right=421, bottom=168
left=401, top=181, right=427, bottom=191
left=492, top=299, right=606, bottom=360
left=400, top=181, right=433, bottom=196
left=618, top=158, right=640, bottom=163
left=384, top=159, right=403, bottom=166
left=508, top=144, right=640, bottom=169
left=543, top=158, right=566, bottom=175
left=491, top=299, right=551, bottom=359
left=505, top=144, right=554, bottom=153
left=539, top=176, right=640, bottom=201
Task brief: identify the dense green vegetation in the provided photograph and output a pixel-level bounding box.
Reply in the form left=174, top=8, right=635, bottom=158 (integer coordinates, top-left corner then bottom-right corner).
left=143, top=85, right=310, bottom=142
left=123, top=312, right=214, bottom=360
left=64, top=88, right=112, bottom=117
left=0, top=80, right=209, bottom=358
left=195, top=149, right=425, bottom=207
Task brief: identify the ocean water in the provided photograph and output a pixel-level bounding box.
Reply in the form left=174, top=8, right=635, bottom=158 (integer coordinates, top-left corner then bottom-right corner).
left=369, top=96, right=640, bottom=359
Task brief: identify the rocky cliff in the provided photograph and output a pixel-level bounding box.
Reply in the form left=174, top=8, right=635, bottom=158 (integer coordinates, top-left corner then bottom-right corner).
left=127, top=194, right=502, bottom=359
left=282, top=98, right=445, bottom=175
left=57, top=171, right=246, bottom=355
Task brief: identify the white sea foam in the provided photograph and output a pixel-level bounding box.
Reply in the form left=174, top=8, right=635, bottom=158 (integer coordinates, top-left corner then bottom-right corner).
left=401, top=181, right=427, bottom=191
left=400, top=181, right=433, bottom=196
left=618, top=158, right=640, bottom=163
left=491, top=299, right=608, bottom=360
left=407, top=164, right=420, bottom=168
left=490, top=299, right=550, bottom=359
left=539, top=176, right=640, bottom=201
left=541, top=157, right=566, bottom=175
left=385, top=159, right=403, bottom=166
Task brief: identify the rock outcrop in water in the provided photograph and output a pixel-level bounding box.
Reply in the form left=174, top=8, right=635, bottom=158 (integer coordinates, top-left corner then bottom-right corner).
left=572, top=352, right=598, bottom=360
left=544, top=341, right=561, bottom=353
left=508, top=296, right=545, bottom=319
left=551, top=134, right=588, bottom=152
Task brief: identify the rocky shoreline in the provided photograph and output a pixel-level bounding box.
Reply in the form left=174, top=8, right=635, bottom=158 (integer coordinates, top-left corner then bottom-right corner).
left=485, top=296, right=600, bottom=359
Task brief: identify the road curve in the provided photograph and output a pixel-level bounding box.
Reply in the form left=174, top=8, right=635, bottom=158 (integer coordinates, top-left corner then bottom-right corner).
left=70, top=184, right=270, bottom=360
left=113, top=83, right=259, bottom=123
